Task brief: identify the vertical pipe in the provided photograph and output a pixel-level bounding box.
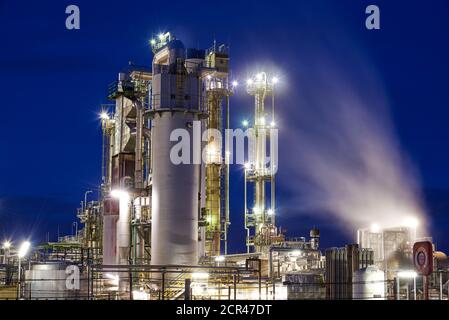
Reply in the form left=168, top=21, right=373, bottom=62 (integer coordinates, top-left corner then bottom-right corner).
left=184, top=279, right=191, bottom=300
left=414, top=277, right=417, bottom=300
left=244, top=169, right=249, bottom=253
left=270, top=249, right=276, bottom=300
left=424, top=275, right=429, bottom=300
left=225, top=95, right=230, bottom=255
left=406, top=283, right=409, bottom=300
left=270, top=88, right=275, bottom=227
left=161, top=272, right=165, bottom=301
left=440, top=272, right=443, bottom=300
left=233, top=274, right=237, bottom=300
left=396, top=277, right=400, bottom=300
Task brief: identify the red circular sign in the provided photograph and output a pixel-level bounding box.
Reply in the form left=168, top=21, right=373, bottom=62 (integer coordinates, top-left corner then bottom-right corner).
left=413, top=241, right=433, bottom=276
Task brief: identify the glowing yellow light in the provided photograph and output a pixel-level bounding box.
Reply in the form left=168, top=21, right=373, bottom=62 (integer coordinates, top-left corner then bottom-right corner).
left=207, top=145, right=216, bottom=155
left=150, top=39, right=156, bottom=45
left=242, top=120, right=249, bottom=127
left=3, top=241, right=11, bottom=249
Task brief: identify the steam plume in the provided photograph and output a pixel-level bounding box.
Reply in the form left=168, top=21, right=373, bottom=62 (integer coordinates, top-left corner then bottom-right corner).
left=279, top=57, right=427, bottom=236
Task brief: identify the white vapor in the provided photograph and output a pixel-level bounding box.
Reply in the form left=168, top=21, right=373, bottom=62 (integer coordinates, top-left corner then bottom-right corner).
left=279, top=57, right=427, bottom=237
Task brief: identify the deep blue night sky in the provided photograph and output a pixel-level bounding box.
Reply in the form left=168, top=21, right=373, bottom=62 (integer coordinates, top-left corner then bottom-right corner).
left=0, top=0, right=448, bottom=253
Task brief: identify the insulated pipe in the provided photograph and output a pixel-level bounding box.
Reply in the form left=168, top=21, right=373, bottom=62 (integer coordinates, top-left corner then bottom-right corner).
left=224, top=95, right=230, bottom=255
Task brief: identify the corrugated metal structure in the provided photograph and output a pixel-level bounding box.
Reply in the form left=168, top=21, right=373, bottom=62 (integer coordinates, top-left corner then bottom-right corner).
left=325, top=244, right=374, bottom=300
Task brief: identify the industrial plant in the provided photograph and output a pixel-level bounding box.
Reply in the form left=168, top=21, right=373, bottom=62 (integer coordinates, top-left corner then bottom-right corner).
left=1, top=32, right=448, bottom=301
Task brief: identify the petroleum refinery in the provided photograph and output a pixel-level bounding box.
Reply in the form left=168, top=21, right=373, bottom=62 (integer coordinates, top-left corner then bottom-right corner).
left=1, top=32, right=448, bottom=300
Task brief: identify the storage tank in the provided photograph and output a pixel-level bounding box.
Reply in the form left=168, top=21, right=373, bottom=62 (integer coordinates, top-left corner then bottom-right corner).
left=150, top=39, right=202, bottom=266
left=24, top=263, right=85, bottom=300
left=352, top=266, right=385, bottom=300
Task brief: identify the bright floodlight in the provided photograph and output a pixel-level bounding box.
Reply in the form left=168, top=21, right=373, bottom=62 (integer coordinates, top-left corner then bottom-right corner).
left=267, top=209, right=274, bottom=215
left=215, top=256, right=225, bottom=262
left=150, top=39, right=156, bottom=45
left=370, top=223, right=381, bottom=233
left=100, top=112, right=109, bottom=120
left=242, top=120, right=249, bottom=127
left=3, top=241, right=11, bottom=249
left=206, top=74, right=212, bottom=80
left=246, top=79, right=253, bottom=85
left=272, top=77, right=279, bottom=84
left=270, top=121, right=276, bottom=127
left=132, top=290, right=148, bottom=300
left=256, top=73, right=263, bottom=80
left=158, top=33, right=165, bottom=40
left=244, top=162, right=251, bottom=170
left=18, top=241, right=31, bottom=258
left=259, top=117, right=266, bottom=125
left=192, top=272, right=209, bottom=280
left=291, top=250, right=302, bottom=256
left=403, top=217, right=419, bottom=228
left=111, top=190, right=129, bottom=200
left=397, top=271, right=417, bottom=279
left=232, top=80, right=238, bottom=87
left=105, top=273, right=119, bottom=286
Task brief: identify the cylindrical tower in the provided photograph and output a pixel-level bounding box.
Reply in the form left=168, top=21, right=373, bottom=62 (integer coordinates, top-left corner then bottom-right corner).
left=150, top=112, right=200, bottom=265
left=150, top=37, right=202, bottom=265
left=245, top=72, right=278, bottom=253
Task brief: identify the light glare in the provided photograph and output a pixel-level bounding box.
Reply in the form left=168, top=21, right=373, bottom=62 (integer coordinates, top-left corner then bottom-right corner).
left=397, top=271, right=417, bottom=279
left=403, top=217, right=419, bottom=228
left=370, top=223, right=381, bottom=233
left=192, top=272, right=209, bottom=280
left=18, top=241, right=31, bottom=258
left=111, top=190, right=129, bottom=200
left=100, top=112, right=109, bottom=120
